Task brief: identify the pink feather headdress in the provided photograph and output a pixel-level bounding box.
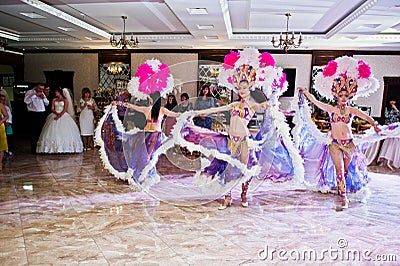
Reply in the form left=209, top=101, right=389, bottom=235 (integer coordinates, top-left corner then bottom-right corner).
left=314, top=56, right=379, bottom=100
left=128, top=59, right=174, bottom=100
left=218, top=48, right=288, bottom=98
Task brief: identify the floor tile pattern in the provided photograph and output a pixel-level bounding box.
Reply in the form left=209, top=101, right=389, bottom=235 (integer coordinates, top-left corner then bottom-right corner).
left=0, top=140, right=399, bottom=265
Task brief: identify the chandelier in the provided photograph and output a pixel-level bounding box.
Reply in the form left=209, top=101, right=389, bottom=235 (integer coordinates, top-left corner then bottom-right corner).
left=107, top=64, right=123, bottom=75
left=271, top=13, right=302, bottom=52
left=110, top=16, right=139, bottom=49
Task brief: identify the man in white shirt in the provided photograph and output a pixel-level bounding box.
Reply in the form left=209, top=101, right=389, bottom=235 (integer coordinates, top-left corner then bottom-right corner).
left=24, top=82, right=49, bottom=154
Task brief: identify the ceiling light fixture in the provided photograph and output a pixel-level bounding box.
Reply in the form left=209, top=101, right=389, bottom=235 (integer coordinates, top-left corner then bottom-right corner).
left=110, top=16, right=139, bottom=49
left=204, top=35, right=218, bottom=39
left=20, top=12, right=46, bottom=19
left=271, top=13, right=302, bottom=53
left=21, top=0, right=110, bottom=38
left=187, top=8, right=208, bottom=15
left=197, top=24, right=214, bottom=30
left=57, top=26, right=76, bottom=32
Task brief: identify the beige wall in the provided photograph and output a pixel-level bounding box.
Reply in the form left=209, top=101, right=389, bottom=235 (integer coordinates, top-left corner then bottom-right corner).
left=274, top=54, right=313, bottom=111
left=274, top=54, right=400, bottom=116
left=23, top=51, right=400, bottom=118
left=131, top=53, right=199, bottom=100
left=354, top=55, right=400, bottom=117
left=24, top=53, right=99, bottom=102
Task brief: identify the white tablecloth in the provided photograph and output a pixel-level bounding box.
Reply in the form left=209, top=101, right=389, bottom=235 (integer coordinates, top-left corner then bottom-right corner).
left=377, top=138, right=400, bottom=168
left=364, top=141, right=381, bottom=166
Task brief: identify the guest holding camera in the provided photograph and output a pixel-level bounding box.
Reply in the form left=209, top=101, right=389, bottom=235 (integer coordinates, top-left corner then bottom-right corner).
left=378, top=97, right=400, bottom=169
left=24, top=82, right=49, bottom=154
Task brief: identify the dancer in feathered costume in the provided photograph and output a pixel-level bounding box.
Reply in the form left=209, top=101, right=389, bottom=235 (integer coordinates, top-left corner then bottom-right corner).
left=293, top=56, right=400, bottom=209
left=172, top=48, right=304, bottom=209
left=95, top=59, right=178, bottom=190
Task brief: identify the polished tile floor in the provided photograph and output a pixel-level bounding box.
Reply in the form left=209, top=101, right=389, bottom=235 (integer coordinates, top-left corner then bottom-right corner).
left=0, top=139, right=399, bottom=265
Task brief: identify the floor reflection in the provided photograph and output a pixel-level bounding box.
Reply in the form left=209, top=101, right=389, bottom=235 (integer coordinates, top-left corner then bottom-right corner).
left=0, top=139, right=399, bottom=264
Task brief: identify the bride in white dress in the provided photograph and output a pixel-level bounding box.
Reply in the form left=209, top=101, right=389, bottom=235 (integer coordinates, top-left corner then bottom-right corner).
left=36, top=87, right=83, bottom=153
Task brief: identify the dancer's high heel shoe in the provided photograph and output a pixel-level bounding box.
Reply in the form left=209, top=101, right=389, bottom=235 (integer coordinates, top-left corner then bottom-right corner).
left=387, top=161, right=394, bottom=170
left=241, top=181, right=249, bottom=207
left=335, top=196, right=349, bottom=211
left=218, top=193, right=232, bottom=210
left=341, top=196, right=349, bottom=209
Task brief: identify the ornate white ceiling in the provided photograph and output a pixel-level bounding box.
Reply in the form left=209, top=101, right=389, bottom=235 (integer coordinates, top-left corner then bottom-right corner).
left=0, top=0, right=399, bottom=51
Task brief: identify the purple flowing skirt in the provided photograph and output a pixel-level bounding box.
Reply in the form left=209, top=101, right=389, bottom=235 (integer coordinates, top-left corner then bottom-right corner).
left=254, top=112, right=296, bottom=182
left=100, top=113, right=128, bottom=172
left=98, top=108, right=166, bottom=188
left=178, top=109, right=298, bottom=190
left=293, top=94, right=371, bottom=200
left=297, top=120, right=370, bottom=198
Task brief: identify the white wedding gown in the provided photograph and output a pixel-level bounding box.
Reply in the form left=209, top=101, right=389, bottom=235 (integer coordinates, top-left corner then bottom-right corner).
left=36, top=101, right=83, bottom=153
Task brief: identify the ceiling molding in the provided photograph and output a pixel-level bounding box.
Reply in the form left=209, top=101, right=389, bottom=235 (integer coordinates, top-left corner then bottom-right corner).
left=143, top=2, right=177, bottom=31
left=220, top=0, right=233, bottom=39
left=231, top=34, right=325, bottom=41
left=369, top=34, right=400, bottom=41
left=136, top=34, right=194, bottom=40
left=20, top=36, right=77, bottom=41
left=326, top=0, right=380, bottom=38
left=0, top=30, right=19, bottom=41
left=1, top=0, right=398, bottom=51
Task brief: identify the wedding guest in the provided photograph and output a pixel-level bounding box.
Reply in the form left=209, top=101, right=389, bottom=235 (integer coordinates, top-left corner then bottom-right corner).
left=194, top=84, right=215, bottom=129
left=384, top=97, right=400, bottom=125
left=163, top=94, right=178, bottom=136
left=43, top=84, right=52, bottom=115
left=378, top=97, right=400, bottom=169
left=78, top=87, right=98, bottom=150
left=116, top=90, right=132, bottom=122
left=0, top=83, right=12, bottom=111
left=0, top=98, right=9, bottom=169
left=0, top=94, right=13, bottom=156
left=176, top=93, right=193, bottom=113
left=24, top=82, right=49, bottom=154
left=175, top=92, right=194, bottom=156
